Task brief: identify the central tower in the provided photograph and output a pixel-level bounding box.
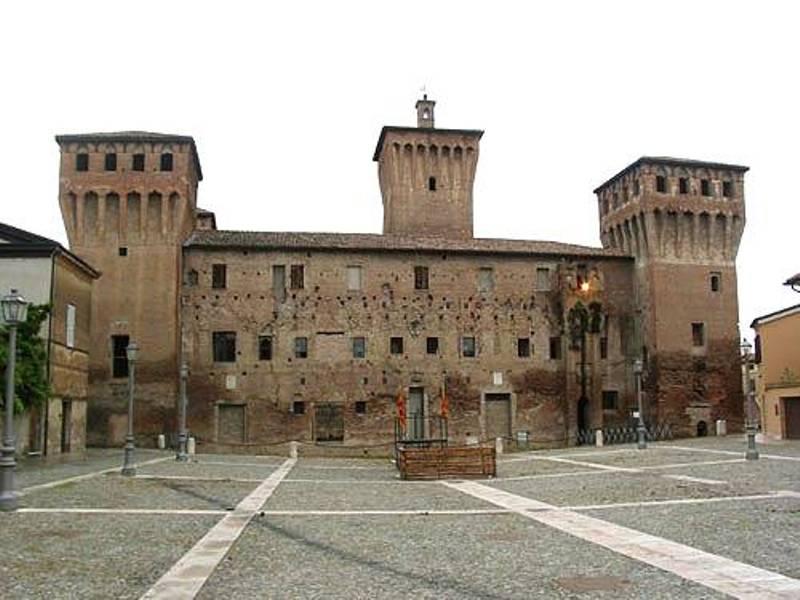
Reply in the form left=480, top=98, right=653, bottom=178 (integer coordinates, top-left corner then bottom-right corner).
left=373, top=96, right=483, bottom=239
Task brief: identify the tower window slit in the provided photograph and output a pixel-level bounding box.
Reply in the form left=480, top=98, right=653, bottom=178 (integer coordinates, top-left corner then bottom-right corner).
left=428, top=176, right=437, bottom=191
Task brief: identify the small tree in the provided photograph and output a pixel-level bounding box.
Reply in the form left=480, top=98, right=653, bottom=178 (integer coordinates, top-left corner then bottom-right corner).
left=0, top=304, right=50, bottom=412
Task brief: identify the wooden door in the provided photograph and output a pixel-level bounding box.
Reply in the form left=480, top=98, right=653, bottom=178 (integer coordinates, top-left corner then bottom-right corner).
left=218, top=404, right=246, bottom=443
left=315, top=403, right=344, bottom=442
left=485, top=393, right=511, bottom=440
left=785, top=397, right=800, bottom=439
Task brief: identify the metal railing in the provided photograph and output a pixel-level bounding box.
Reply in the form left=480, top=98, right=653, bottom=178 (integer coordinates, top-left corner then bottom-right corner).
left=576, top=422, right=673, bottom=445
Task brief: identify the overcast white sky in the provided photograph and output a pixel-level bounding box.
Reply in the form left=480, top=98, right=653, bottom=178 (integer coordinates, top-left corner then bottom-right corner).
left=1, top=1, right=797, bottom=337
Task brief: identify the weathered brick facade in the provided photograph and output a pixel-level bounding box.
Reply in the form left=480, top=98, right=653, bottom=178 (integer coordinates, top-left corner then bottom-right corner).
left=56, top=100, right=747, bottom=451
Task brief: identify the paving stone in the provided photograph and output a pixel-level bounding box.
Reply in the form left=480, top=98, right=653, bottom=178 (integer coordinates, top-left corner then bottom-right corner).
left=197, top=514, right=727, bottom=599
left=0, top=513, right=218, bottom=600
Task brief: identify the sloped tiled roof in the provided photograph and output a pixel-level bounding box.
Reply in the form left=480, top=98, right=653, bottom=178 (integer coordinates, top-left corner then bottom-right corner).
left=185, top=230, right=628, bottom=259
left=0, top=222, right=100, bottom=278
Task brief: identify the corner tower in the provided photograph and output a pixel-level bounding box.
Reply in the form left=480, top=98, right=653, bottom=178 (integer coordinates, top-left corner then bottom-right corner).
left=594, top=157, right=748, bottom=435
left=374, top=96, right=483, bottom=239
left=55, top=132, right=202, bottom=444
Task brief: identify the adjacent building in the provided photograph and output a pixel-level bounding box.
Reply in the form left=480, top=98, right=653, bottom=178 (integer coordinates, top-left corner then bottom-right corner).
left=0, top=222, right=99, bottom=454
left=55, top=98, right=747, bottom=450
left=751, top=302, right=800, bottom=439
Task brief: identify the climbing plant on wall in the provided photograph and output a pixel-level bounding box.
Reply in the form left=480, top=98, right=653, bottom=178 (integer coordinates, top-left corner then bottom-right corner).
left=0, top=304, right=50, bottom=412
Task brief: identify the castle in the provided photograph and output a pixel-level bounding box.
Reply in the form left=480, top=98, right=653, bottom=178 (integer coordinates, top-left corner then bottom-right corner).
left=55, top=97, right=747, bottom=450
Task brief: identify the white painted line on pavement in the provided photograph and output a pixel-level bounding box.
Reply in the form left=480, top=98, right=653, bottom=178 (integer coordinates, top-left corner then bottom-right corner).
left=495, top=469, right=608, bottom=482
left=663, top=445, right=800, bottom=462
left=135, top=474, right=263, bottom=484
left=19, top=507, right=227, bottom=515
left=530, top=455, right=641, bottom=473
left=662, top=474, right=728, bottom=485
left=20, top=456, right=172, bottom=495
left=141, top=458, right=296, bottom=600
left=192, top=461, right=283, bottom=468
left=639, top=458, right=745, bottom=471
left=444, top=480, right=800, bottom=599
left=563, top=491, right=794, bottom=512
left=261, top=509, right=510, bottom=516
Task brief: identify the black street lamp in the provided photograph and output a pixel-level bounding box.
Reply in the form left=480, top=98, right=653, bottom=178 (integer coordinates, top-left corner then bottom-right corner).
left=633, top=358, right=647, bottom=450
left=121, top=342, right=139, bottom=476
left=0, top=289, right=29, bottom=511
left=740, top=338, right=759, bottom=460
left=176, top=363, right=188, bottom=462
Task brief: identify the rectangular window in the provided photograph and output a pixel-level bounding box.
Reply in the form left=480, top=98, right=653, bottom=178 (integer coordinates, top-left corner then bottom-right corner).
left=679, top=177, right=689, bottom=194
left=66, top=304, right=76, bottom=349
left=478, top=267, right=494, bottom=293
left=212, top=331, right=237, bottom=362
left=428, top=176, right=437, bottom=191
left=710, top=272, right=721, bottom=292
left=76, top=153, right=89, bottom=172
left=132, top=153, right=145, bottom=171
left=290, top=264, right=305, bottom=290
left=104, top=153, right=117, bottom=171
left=462, top=336, right=476, bottom=357
left=212, top=264, right=227, bottom=289
left=426, top=337, right=439, bottom=355
left=414, top=266, right=429, bottom=290
left=272, top=265, right=286, bottom=300
left=722, top=181, right=733, bottom=198
left=346, top=266, right=362, bottom=291
left=602, top=390, right=619, bottom=411
left=535, top=267, right=551, bottom=291
left=352, top=336, right=366, bottom=358
left=549, top=336, right=562, bottom=360
left=656, top=175, right=667, bottom=193
left=258, top=335, right=273, bottom=361
left=355, top=400, right=367, bottom=414
left=600, top=336, right=608, bottom=359
left=390, top=336, right=404, bottom=355
left=692, top=323, right=705, bottom=347
left=701, top=179, right=711, bottom=196
left=111, top=334, right=130, bottom=378
left=292, top=401, right=305, bottom=415
left=517, top=337, right=531, bottom=358
left=118, top=247, right=128, bottom=257
left=294, top=337, right=308, bottom=359
left=160, top=153, right=173, bottom=171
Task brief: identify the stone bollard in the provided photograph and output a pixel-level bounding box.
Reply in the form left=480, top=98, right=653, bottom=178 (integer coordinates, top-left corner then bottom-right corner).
left=716, top=419, right=727, bottom=436
left=289, top=441, right=299, bottom=459
left=187, top=436, right=196, bottom=456
left=157, top=434, right=166, bottom=449
left=495, top=436, right=504, bottom=455
left=595, top=429, right=604, bottom=447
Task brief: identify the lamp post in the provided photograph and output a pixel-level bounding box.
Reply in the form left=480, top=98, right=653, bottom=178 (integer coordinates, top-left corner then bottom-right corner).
left=633, top=358, right=646, bottom=450
left=0, top=289, right=28, bottom=511
left=741, top=338, right=759, bottom=460
left=176, top=363, right=188, bottom=461
left=121, top=342, right=138, bottom=476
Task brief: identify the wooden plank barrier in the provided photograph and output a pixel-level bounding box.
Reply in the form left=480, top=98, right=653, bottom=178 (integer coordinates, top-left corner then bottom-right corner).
left=396, top=445, right=496, bottom=480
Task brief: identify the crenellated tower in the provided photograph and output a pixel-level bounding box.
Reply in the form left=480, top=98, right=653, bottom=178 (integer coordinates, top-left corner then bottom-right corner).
left=56, top=132, right=202, bottom=444
left=374, top=96, right=482, bottom=239
left=594, top=157, right=748, bottom=434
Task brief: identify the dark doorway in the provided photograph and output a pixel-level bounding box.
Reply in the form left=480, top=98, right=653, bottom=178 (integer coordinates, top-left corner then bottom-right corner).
left=785, top=398, right=800, bottom=439
left=696, top=420, right=708, bottom=437
left=60, top=401, right=72, bottom=453
left=408, top=387, right=425, bottom=441
left=577, top=396, right=589, bottom=433
left=485, top=393, right=511, bottom=440
left=315, top=403, right=344, bottom=442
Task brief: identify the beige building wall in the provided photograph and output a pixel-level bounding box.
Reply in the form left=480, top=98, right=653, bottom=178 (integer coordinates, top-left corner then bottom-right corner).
left=754, top=307, right=800, bottom=439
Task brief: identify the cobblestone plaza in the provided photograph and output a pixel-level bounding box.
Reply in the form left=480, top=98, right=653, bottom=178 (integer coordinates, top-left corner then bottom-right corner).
left=2, top=438, right=799, bottom=599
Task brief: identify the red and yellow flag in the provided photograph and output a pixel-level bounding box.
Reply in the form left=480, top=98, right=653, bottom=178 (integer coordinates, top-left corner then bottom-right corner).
left=440, top=383, right=449, bottom=419
left=396, top=388, right=407, bottom=430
